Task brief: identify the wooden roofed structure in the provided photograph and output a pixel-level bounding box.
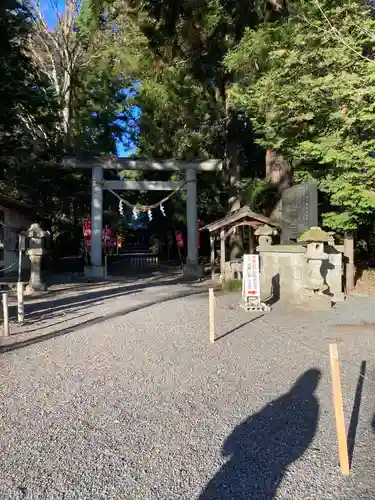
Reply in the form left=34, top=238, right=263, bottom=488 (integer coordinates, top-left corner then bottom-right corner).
left=200, top=206, right=279, bottom=281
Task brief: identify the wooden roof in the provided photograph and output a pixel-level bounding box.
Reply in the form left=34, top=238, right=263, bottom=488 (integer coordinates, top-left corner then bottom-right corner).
left=200, top=206, right=278, bottom=233
left=0, top=193, right=35, bottom=215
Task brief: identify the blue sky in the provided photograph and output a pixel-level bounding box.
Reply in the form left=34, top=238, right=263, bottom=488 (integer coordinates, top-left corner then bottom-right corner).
left=116, top=87, right=140, bottom=157
left=116, top=133, right=137, bottom=157
left=38, top=0, right=138, bottom=157
left=36, top=0, right=63, bottom=28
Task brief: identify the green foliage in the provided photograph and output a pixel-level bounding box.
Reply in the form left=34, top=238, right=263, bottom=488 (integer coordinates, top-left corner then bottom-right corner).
left=132, top=0, right=266, bottom=81
left=225, top=0, right=375, bottom=230
left=131, top=60, right=228, bottom=221
left=0, top=0, right=61, bottom=207
left=128, top=0, right=274, bottom=221
left=136, top=66, right=219, bottom=160
left=223, top=279, right=242, bottom=292
left=13, top=0, right=375, bottom=246
left=1, top=0, right=145, bottom=228
left=70, top=1, right=147, bottom=154
left=0, top=0, right=56, bottom=155
left=240, top=178, right=279, bottom=215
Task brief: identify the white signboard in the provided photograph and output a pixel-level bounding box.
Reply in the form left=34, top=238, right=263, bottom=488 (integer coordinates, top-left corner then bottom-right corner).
left=242, top=254, right=260, bottom=301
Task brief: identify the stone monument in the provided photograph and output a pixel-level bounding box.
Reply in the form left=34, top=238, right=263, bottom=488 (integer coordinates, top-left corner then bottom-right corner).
left=297, top=227, right=331, bottom=310
left=281, top=182, right=318, bottom=244
left=25, top=223, right=48, bottom=295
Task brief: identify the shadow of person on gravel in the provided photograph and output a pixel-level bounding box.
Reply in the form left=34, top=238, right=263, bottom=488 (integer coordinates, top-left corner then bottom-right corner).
left=199, top=369, right=321, bottom=500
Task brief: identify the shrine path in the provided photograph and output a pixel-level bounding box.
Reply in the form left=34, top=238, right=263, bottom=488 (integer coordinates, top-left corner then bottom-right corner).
left=0, top=275, right=375, bottom=499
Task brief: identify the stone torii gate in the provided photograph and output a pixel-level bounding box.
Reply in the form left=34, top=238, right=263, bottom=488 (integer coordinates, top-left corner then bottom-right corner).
left=62, top=156, right=222, bottom=278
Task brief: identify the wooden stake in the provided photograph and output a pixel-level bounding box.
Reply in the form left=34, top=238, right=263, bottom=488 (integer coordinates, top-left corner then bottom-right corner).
left=17, top=282, right=24, bottom=324
left=17, top=247, right=22, bottom=283
left=2, top=292, right=9, bottom=337
left=209, top=288, right=215, bottom=344
left=210, top=236, right=215, bottom=281
left=220, top=229, right=225, bottom=281
left=329, top=343, right=350, bottom=476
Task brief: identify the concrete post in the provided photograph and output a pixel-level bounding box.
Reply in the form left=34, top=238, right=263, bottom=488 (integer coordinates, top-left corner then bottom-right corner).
left=184, top=168, right=203, bottom=278
left=344, top=231, right=355, bottom=293
left=89, top=166, right=105, bottom=278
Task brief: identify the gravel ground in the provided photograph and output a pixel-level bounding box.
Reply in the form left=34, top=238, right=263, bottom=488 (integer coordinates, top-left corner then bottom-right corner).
left=1, top=276, right=375, bottom=499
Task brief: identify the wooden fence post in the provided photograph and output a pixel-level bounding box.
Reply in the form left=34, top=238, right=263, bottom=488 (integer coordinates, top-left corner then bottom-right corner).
left=209, top=288, right=215, bottom=344
left=329, top=343, right=350, bottom=476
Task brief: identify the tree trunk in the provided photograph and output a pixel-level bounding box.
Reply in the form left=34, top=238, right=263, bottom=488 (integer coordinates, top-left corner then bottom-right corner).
left=62, top=65, right=73, bottom=145
left=226, top=139, right=241, bottom=213
left=225, top=134, right=242, bottom=259
left=265, top=149, right=292, bottom=221
left=216, top=77, right=243, bottom=260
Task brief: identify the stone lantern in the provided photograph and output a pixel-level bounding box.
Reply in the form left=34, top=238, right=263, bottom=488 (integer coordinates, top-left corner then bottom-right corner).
left=255, top=224, right=278, bottom=248
left=25, top=223, right=49, bottom=295
left=297, top=226, right=331, bottom=310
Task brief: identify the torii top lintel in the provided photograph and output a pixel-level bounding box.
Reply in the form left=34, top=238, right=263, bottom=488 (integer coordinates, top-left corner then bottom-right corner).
left=61, top=156, right=223, bottom=172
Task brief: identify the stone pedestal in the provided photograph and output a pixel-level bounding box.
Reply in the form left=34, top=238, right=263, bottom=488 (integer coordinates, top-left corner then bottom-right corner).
left=323, top=245, right=345, bottom=302
left=25, top=250, right=47, bottom=295
left=183, top=260, right=204, bottom=279
left=84, top=265, right=106, bottom=279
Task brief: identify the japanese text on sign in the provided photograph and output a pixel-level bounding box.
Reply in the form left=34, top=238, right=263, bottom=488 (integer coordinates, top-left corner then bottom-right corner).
left=242, top=254, right=260, bottom=299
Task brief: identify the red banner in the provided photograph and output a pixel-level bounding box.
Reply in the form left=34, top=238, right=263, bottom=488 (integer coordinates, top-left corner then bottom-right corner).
left=83, top=220, right=116, bottom=249
left=102, top=225, right=116, bottom=249
left=175, top=230, right=184, bottom=248
left=83, top=219, right=92, bottom=247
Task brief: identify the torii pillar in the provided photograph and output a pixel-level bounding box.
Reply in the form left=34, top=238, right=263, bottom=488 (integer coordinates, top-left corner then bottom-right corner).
left=183, top=167, right=202, bottom=278
left=89, top=166, right=105, bottom=278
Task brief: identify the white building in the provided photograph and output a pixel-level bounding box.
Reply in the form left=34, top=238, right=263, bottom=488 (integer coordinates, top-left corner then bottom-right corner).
left=0, top=194, right=34, bottom=276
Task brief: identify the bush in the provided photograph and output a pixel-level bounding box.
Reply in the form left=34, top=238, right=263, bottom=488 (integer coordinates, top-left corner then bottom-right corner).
left=223, top=279, right=242, bottom=292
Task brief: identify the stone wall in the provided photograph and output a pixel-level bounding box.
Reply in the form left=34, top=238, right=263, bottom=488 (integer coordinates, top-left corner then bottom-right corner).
left=1, top=205, right=32, bottom=274
left=224, top=260, right=243, bottom=281
left=258, top=244, right=344, bottom=305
